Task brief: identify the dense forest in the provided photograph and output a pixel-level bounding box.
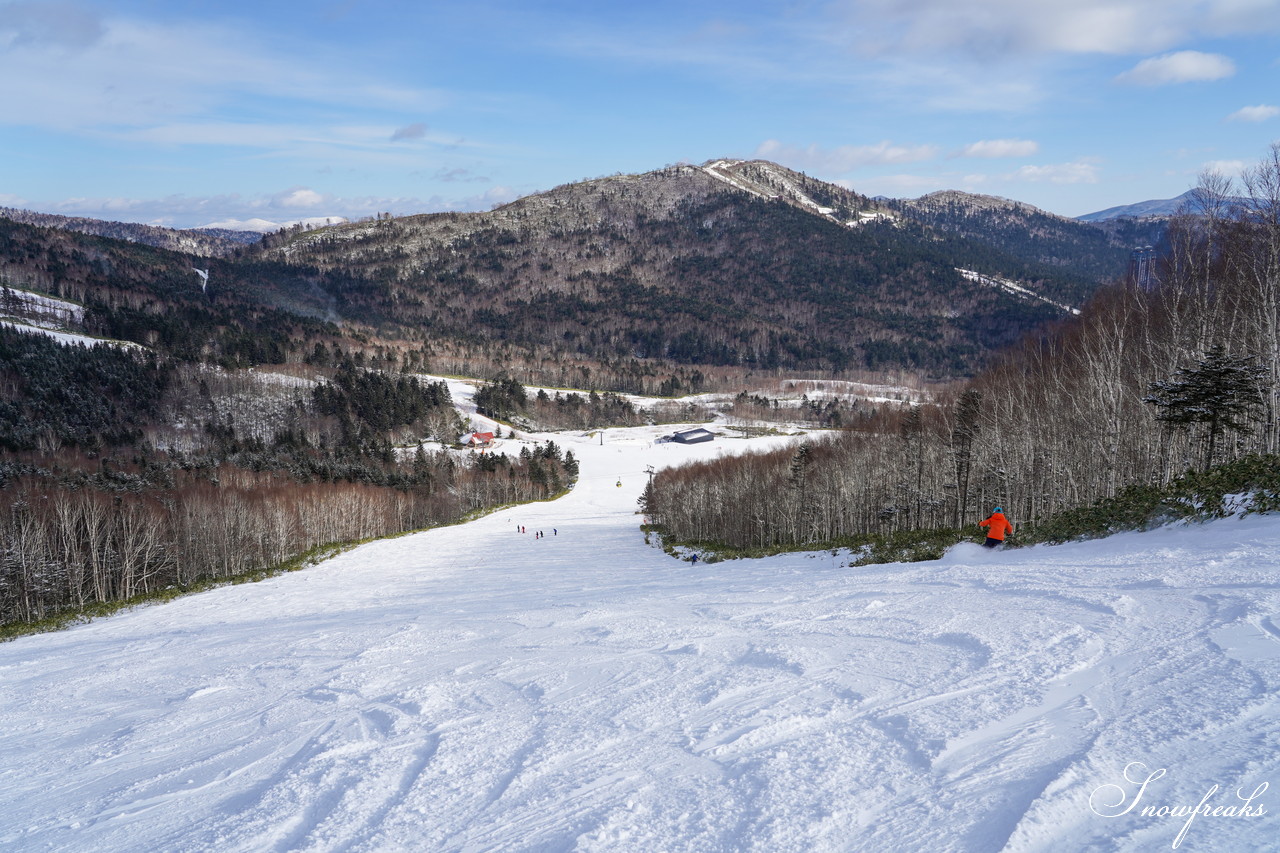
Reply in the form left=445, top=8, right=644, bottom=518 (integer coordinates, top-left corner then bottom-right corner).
left=643, top=149, right=1280, bottom=552
left=0, top=439, right=579, bottom=625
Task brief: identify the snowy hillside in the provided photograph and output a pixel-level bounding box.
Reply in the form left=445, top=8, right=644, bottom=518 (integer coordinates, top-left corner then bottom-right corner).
left=0, top=284, right=145, bottom=349
left=1, top=420, right=1278, bottom=852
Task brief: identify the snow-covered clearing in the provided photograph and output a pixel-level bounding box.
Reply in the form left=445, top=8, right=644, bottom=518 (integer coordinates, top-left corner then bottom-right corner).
left=0, top=286, right=84, bottom=323
left=700, top=161, right=861, bottom=229
left=0, top=286, right=131, bottom=348
left=2, top=423, right=1278, bottom=852
left=957, top=268, right=1081, bottom=316
left=0, top=319, right=144, bottom=350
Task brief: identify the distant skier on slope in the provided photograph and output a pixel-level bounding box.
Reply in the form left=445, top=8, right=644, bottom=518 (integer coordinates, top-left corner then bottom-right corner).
left=979, top=507, right=1013, bottom=548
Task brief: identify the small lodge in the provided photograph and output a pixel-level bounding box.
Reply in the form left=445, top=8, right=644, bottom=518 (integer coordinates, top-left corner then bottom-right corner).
left=459, top=431, right=495, bottom=448
left=668, top=427, right=715, bottom=444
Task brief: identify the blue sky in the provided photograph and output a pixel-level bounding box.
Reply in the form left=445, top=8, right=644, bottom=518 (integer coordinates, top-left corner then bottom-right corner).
left=2, top=0, right=1280, bottom=228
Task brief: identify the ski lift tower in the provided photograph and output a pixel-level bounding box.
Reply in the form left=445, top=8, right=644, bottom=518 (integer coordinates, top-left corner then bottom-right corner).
left=1130, top=246, right=1157, bottom=291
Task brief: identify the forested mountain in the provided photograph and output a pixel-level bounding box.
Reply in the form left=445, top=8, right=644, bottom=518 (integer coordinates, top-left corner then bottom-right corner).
left=886, top=190, right=1143, bottom=303
left=256, top=160, right=1127, bottom=377
left=0, top=206, right=259, bottom=257
left=3, top=160, right=1139, bottom=383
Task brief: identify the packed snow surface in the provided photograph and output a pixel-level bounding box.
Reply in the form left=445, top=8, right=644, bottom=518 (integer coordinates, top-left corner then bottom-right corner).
left=2, top=425, right=1279, bottom=852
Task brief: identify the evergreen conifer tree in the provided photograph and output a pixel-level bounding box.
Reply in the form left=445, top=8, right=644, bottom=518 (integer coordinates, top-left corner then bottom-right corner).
left=1145, top=344, right=1268, bottom=470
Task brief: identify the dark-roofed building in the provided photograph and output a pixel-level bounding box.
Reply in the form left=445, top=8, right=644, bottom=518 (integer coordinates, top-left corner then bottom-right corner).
left=670, top=427, right=715, bottom=444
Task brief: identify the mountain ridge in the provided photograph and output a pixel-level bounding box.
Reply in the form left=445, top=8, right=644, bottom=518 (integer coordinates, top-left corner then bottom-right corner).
left=0, top=206, right=262, bottom=257
left=1, top=160, right=1160, bottom=379
left=252, top=159, right=1121, bottom=376
left=1077, top=190, right=1199, bottom=222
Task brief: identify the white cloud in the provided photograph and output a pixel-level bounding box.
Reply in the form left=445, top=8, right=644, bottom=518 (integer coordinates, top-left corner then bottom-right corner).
left=0, top=0, right=104, bottom=50
left=832, top=0, right=1280, bottom=58
left=756, top=139, right=939, bottom=173
left=1228, top=105, right=1280, bottom=122
left=274, top=188, right=325, bottom=209
left=115, top=122, right=479, bottom=175
left=958, top=139, right=1039, bottom=158
left=866, top=57, right=1046, bottom=112
left=839, top=174, right=939, bottom=195
left=1201, top=159, right=1247, bottom=177
left=1009, top=160, right=1100, bottom=184
left=0, top=192, right=28, bottom=206
left=127, top=123, right=308, bottom=148
left=1114, top=50, right=1235, bottom=85
left=391, top=122, right=428, bottom=141
left=0, top=9, right=446, bottom=135
left=433, top=167, right=490, bottom=183
left=477, top=186, right=520, bottom=209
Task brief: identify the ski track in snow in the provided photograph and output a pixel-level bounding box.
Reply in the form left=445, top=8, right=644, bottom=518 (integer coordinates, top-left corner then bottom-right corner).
left=2, top=423, right=1280, bottom=852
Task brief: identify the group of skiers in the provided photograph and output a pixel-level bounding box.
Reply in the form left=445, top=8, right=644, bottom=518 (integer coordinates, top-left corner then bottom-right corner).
left=516, top=525, right=556, bottom=539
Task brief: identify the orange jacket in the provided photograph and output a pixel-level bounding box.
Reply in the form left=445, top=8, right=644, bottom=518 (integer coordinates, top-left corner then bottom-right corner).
left=979, top=512, right=1013, bottom=540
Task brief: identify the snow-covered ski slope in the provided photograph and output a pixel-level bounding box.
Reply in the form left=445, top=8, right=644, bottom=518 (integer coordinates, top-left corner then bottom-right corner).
left=2, top=424, right=1278, bottom=852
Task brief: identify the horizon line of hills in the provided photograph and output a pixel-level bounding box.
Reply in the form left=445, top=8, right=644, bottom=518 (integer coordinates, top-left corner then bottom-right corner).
left=2, top=157, right=1194, bottom=251
left=1, top=158, right=1179, bottom=383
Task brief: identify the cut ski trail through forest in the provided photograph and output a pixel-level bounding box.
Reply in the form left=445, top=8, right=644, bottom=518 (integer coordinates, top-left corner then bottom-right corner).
left=1, top=413, right=1278, bottom=852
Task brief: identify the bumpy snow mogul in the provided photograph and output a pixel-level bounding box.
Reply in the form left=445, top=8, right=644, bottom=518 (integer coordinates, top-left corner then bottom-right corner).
left=1, top=417, right=1278, bottom=851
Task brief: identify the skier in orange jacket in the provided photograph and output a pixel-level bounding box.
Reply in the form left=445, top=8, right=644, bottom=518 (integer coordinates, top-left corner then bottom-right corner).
left=979, top=506, right=1013, bottom=548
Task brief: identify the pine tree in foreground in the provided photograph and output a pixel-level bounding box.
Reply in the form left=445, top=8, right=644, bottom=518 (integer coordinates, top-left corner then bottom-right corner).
left=1145, top=343, right=1269, bottom=470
